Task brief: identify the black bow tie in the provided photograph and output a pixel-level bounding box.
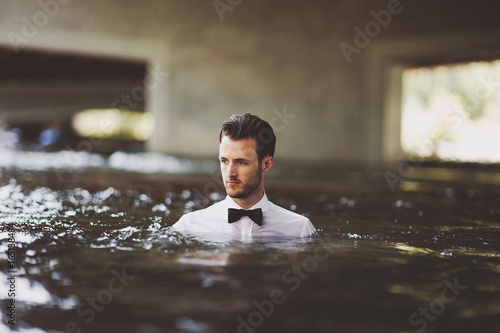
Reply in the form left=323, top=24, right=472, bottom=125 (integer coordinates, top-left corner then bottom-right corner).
left=228, top=208, right=263, bottom=226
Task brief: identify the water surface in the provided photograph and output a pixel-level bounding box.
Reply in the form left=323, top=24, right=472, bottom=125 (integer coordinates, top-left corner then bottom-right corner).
left=1, top=155, right=500, bottom=333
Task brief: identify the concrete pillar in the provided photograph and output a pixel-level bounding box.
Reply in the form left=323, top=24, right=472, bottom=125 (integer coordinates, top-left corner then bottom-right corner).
left=145, top=48, right=172, bottom=154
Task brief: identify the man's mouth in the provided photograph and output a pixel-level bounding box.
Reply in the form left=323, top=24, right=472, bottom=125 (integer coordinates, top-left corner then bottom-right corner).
left=226, top=180, right=240, bottom=186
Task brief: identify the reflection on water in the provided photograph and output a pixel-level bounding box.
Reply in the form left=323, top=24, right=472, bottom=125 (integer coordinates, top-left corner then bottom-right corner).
left=1, top=151, right=500, bottom=333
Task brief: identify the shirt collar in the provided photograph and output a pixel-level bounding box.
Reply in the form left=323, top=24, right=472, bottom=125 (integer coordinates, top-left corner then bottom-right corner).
left=223, top=192, right=270, bottom=212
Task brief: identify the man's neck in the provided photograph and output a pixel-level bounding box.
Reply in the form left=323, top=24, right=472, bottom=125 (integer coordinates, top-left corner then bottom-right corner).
left=231, top=189, right=265, bottom=209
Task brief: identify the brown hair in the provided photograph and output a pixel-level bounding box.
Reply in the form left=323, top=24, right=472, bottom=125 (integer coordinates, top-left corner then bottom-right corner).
left=219, top=113, right=276, bottom=161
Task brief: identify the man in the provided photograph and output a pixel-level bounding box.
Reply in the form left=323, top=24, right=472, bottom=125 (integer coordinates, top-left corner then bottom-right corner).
left=172, top=113, right=316, bottom=238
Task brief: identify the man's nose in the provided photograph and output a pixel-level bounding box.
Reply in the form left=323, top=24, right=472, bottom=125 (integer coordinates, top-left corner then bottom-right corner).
left=228, top=163, right=238, bottom=177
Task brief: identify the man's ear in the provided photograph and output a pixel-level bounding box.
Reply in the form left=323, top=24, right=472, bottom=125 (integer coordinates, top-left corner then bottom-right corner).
left=262, top=156, right=274, bottom=173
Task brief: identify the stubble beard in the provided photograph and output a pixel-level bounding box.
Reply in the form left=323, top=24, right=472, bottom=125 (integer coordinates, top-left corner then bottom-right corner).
left=226, top=164, right=262, bottom=199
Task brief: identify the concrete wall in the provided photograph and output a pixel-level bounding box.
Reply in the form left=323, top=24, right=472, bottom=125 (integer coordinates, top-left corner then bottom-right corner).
left=1, top=0, right=500, bottom=163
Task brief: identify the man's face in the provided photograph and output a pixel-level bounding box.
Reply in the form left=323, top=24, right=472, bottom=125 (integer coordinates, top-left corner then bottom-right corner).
left=219, top=136, right=264, bottom=200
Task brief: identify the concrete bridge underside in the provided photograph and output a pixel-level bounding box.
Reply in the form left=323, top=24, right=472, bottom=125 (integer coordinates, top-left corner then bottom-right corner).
left=1, top=0, right=500, bottom=164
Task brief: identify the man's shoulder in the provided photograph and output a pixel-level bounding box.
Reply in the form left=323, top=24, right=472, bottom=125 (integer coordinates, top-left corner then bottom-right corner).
left=180, top=199, right=226, bottom=220
left=267, top=201, right=310, bottom=222
left=265, top=201, right=316, bottom=237
left=172, top=199, right=227, bottom=231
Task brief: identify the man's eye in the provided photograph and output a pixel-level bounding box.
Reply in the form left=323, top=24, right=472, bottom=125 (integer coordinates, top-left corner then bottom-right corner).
left=239, top=161, right=247, bottom=165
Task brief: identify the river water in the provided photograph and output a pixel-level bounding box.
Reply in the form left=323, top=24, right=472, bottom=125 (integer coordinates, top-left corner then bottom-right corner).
left=0, top=149, right=499, bottom=333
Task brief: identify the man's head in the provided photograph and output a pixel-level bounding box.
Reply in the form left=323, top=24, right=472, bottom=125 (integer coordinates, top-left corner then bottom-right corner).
left=218, top=113, right=275, bottom=208
left=219, top=113, right=276, bottom=162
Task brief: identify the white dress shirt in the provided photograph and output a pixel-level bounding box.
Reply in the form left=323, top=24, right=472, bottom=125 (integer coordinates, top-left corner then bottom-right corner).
left=172, top=193, right=317, bottom=239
